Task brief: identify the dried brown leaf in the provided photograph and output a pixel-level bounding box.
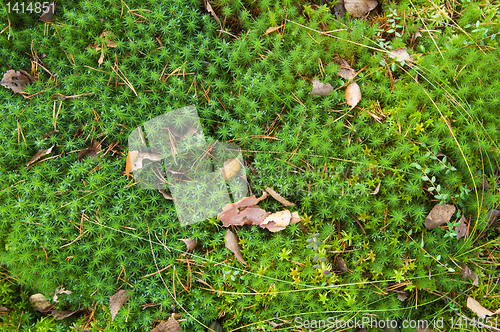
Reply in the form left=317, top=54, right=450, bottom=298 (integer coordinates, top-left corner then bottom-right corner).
left=455, top=216, right=468, bottom=240
left=265, top=187, right=295, bottom=206
left=467, top=297, right=494, bottom=319
left=51, top=309, right=83, bottom=320
left=370, top=181, right=381, bottom=195
left=345, top=82, right=361, bottom=109
left=26, top=146, right=54, bottom=167
left=424, top=204, right=456, bottom=230
left=127, top=150, right=162, bottom=172
left=220, top=158, right=242, bottom=181
left=110, top=290, right=129, bottom=321
left=388, top=48, right=414, bottom=63
left=334, top=56, right=356, bottom=80
left=311, top=79, right=333, bottom=97
left=179, top=238, right=197, bottom=251
left=218, top=196, right=269, bottom=227
left=0, top=306, right=10, bottom=313
left=151, top=316, right=181, bottom=332
left=225, top=229, right=247, bottom=266
left=461, top=264, right=479, bottom=286
left=29, top=294, right=52, bottom=312
left=1, top=69, right=35, bottom=93
left=344, top=0, right=378, bottom=18
left=204, top=0, right=221, bottom=28
left=39, top=2, right=56, bottom=22
left=262, top=210, right=291, bottom=232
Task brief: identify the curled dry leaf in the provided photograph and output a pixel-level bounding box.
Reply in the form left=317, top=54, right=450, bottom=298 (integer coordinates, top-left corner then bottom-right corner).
left=388, top=48, right=414, bottom=63
left=455, top=216, right=468, bottom=240
left=265, top=187, right=295, bottom=207
left=262, top=210, right=292, bottom=233
left=110, top=290, right=129, bottom=321
left=220, top=158, right=242, bottom=181
left=370, top=181, right=381, bottom=195
left=466, top=297, right=498, bottom=319
left=345, top=82, right=361, bottom=109
left=179, top=238, right=197, bottom=251
left=424, top=204, right=456, bottom=230
left=225, top=229, right=247, bottom=266
left=29, top=294, right=52, bottom=312
left=344, top=0, right=378, bottom=18
left=334, top=56, right=356, bottom=80
left=461, top=264, right=479, bottom=286
left=310, top=79, right=333, bottom=97
left=39, top=2, right=56, bottom=22
left=26, top=146, right=54, bottom=167
left=204, top=0, right=221, bottom=28
left=151, top=316, right=181, bottom=332
left=1, top=69, right=35, bottom=93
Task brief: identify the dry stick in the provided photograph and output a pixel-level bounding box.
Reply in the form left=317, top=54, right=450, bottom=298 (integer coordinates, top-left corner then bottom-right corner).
left=349, top=213, right=366, bottom=235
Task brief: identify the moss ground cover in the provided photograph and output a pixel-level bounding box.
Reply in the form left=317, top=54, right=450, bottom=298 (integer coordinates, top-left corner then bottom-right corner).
left=0, top=0, right=499, bottom=330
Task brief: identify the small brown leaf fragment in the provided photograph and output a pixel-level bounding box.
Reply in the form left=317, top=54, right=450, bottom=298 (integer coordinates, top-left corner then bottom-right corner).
left=0, top=306, right=10, bottom=313
left=225, top=229, right=247, bottom=266
left=467, top=297, right=494, bottom=319
left=1, top=70, right=35, bottom=93
left=78, top=140, right=101, bottom=161
left=344, top=0, right=378, bottom=18
left=110, top=290, right=129, bottom=321
left=345, top=82, right=361, bottom=109
left=151, top=316, right=181, bottom=332
left=39, top=2, right=56, bottom=22
left=51, top=310, right=82, bottom=320
left=290, top=211, right=301, bottom=224
left=159, top=189, right=173, bottom=200
left=334, top=56, right=356, bottom=80
left=410, top=27, right=422, bottom=49
left=333, top=0, right=346, bottom=19
left=370, top=181, right=381, bottom=195
left=424, top=204, right=456, bottom=230
left=125, top=150, right=138, bottom=178
left=388, top=48, right=414, bottom=63
left=265, top=187, right=295, bottom=207
left=335, top=257, right=349, bottom=273
left=204, top=0, right=221, bottom=28
left=26, top=146, right=54, bottom=167
left=263, top=26, right=282, bottom=36
left=220, top=158, right=242, bottom=181
left=455, top=216, right=468, bottom=240
left=311, top=79, right=333, bottom=97
left=397, top=291, right=408, bottom=301
left=461, top=264, right=479, bottom=286
left=179, top=238, right=197, bottom=251
left=53, top=286, right=72, bottom=303
left=29, top=294, right=52, bottom=312
left=127, top=151, right=162, bottom=172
